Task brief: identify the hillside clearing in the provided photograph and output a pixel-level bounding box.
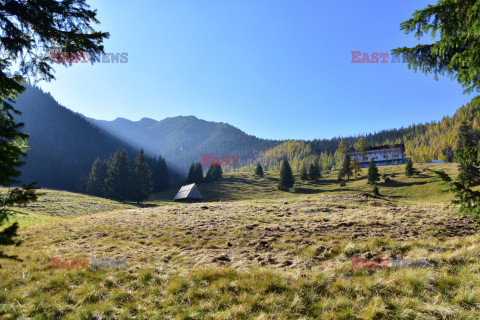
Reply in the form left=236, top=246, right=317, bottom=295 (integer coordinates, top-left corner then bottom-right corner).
left=152, top=162, right=459, bottom=203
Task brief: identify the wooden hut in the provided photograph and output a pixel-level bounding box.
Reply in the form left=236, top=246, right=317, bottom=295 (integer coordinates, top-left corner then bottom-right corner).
left=173, top=183, right=203, bottom=202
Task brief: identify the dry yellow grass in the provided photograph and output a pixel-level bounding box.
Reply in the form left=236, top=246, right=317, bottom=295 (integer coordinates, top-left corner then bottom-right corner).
left=1, top=162, right=480, bottom=319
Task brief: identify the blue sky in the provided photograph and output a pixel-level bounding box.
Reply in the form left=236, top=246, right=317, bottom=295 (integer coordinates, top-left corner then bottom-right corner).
left=38, top=0, right=474, bottom=140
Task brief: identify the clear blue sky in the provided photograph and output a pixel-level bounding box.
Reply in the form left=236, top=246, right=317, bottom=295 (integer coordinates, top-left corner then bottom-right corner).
left=38, top=0, right=474, bottom=140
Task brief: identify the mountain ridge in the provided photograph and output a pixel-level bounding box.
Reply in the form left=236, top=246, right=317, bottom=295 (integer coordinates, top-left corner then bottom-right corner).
left=87, top=114, right=282, bottom=172
left=13, top=86, right=178, bottom=191
left=13, top=85, right=480, bottom=193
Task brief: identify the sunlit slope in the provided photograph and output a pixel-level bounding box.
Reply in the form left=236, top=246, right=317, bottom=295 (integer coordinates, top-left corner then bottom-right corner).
left=152, top=162, right=459, bottom=203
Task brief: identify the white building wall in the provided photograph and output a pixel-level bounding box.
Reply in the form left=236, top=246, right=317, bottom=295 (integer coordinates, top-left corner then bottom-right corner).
left=348, top=147, right=404, bottom=165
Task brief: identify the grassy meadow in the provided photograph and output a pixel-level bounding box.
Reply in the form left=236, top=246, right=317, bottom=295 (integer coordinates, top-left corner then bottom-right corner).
left=152, top=161, right=458, bottom=203
left=1, top=162, right=480, bottom=319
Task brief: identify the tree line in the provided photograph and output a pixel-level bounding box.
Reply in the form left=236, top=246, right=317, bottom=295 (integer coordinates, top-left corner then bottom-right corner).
left=185, top=162, right=223, bottom=184
left=254, top=159, right=321, bottom=191
left=86, top=149, right=169, bottom=203
left=237, top=98, right=480, bottom=175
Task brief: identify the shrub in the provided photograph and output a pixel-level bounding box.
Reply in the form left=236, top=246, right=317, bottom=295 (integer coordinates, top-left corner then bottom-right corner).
left=405, top=159, right=415, bottom=177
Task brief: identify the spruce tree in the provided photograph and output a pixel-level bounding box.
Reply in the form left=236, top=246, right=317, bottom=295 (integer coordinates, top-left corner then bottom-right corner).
left=205, top=165, right=214, bottom=183
left=105, top=150, right=131, bottom=201
left=254, top=163, right=264, bottom=177
left=0, top=107, right=37, bottom=250
left=458, top=161, right=479, bottom=187
left=278, top=159, right=294, bottom=191
left=132, top=149, right=153, bottom=203
left=397, top=1, right=480, bottom=224
left=193, top=162, right=204, bottom=183
left=457, top=121, right=476, bottom=149
left=213, top=163, right=222, bottom=181
left=367, top=159, right=380, bottom=184
left=456, top=121, right=479, bottom=186
left=0, top=0, right=107, bottom=255
left=300, top=166, right=309, bottom=181
left=341, top=154, right=352, bottom=180
left=315, top=162, right=322, bottom=179
left=159, top=157, right=170, bottom=190
left=405, top=159, right=414, bottom=177
left=393, top=1, right=480, bottom=94
left=308, top=163, right=315, bottom=180
left=186, top=162, right=195, bottom=184
left=205, top=163, right=222, bottom=183
left=149, top=156, right=157, bottom=186
left=152, top=156, right=169, bottom=191
left=308, top=162, right=321, bottom=180
left=86, top=158, right=107, bottom=197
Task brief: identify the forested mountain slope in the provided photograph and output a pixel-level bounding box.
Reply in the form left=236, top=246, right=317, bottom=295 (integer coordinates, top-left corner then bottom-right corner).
left=251, top=97, right=480, bottom=171
left=14, top=86, right=140, bottom=191
left=89, top=115, right=282, bottom=172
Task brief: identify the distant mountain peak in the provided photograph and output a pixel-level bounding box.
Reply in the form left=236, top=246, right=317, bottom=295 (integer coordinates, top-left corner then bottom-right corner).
left=112, top=117, right=131, bottom=122
left=87, top=113, right=281, bottom=171
left=162, top=115, right=198, bottom=121
left=138, top=117, right=157, bottom=126
left=139, top=117, right=156, bottom=122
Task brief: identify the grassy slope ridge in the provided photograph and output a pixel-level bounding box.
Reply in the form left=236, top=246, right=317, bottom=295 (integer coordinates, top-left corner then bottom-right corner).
left=153, top=162, right=458, bottom=203
left=2, top=163, right=480, bottom=319
left=3, top=188, right=138, bottom=227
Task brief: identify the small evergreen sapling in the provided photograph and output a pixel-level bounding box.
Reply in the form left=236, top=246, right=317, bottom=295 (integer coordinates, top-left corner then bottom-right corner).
left=405, top=159, right=414, bottom=177
left=341, top=154, right=352, bottom=180
left=300, top=166, right=309, bottom=181
left=254, top=163, right=264, bottom=177
left=278, top=160, right=294, bottom=191
left=367, top=159, right=380, bottom=184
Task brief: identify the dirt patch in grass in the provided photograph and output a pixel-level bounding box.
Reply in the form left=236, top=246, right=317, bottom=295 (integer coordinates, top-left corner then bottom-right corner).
left=13, top=193, right=477, bottom=274
left=2, top=191, right=480, bottom=319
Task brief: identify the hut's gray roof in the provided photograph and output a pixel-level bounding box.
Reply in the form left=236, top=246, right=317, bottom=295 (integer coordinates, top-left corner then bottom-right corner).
left=173, top=183, right=203, bottom=200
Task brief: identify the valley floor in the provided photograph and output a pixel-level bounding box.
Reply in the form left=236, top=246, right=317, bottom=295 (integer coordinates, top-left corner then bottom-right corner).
left=1, top=162, right=480, bottom=319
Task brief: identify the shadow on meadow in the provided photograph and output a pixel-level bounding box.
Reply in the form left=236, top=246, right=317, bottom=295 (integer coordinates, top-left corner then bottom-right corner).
left=381, top=179, right=430, bottom=188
